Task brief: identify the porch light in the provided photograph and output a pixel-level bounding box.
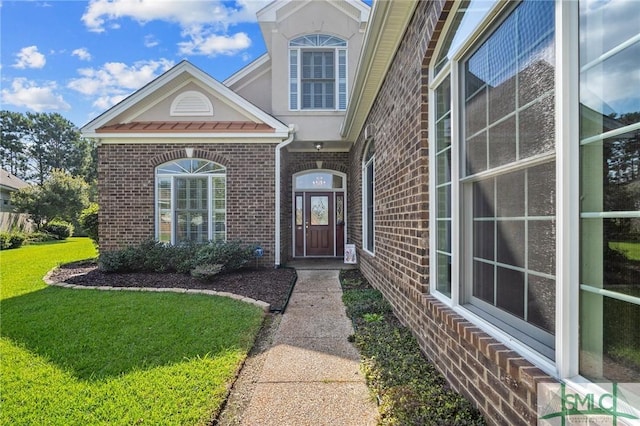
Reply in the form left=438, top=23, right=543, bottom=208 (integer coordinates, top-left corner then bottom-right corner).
left=314, top=141, right=324, bottom=151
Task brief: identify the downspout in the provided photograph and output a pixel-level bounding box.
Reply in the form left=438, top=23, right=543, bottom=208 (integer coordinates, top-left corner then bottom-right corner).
left=275, top=124, right=296, bottom=267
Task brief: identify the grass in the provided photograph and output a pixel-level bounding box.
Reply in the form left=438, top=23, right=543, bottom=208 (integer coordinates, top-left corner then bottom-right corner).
left=1, top=238, right=264, bottom=425
left=609, top=241, right=640, bottom=261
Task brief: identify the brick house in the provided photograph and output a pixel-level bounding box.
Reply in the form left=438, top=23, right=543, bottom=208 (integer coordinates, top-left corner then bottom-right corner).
left=83, top=0, right=640, bottom=424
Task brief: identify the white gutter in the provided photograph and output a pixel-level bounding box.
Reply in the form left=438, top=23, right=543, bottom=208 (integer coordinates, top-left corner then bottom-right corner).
left=274, top=124, right=296, bottom=267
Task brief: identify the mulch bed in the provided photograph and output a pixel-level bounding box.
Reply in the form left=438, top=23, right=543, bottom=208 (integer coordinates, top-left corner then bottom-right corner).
left=48, top=260, right=297, bottom=312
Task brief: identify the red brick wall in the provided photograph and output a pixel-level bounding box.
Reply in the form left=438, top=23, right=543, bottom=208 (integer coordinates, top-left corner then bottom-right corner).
left=347, top=1, right=556, bottom=424
left=98, top=143, right=277, bottom=266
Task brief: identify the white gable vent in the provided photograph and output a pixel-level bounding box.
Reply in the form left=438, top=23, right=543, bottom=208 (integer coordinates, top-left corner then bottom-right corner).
left=170, top=90, right=214, bottom=116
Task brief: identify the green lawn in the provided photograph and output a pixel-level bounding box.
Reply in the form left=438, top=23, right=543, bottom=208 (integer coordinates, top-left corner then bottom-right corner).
left=0, top=238, right=264, bottom=425
left=610, top=241, right=640, bottom=261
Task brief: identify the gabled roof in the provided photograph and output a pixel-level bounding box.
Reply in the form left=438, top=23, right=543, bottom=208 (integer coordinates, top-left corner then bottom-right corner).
left=257, top=0, right=369, bottom=23
left=81, top=61, right=289, bottom=139
left=0, top=168, right=29, bottom=191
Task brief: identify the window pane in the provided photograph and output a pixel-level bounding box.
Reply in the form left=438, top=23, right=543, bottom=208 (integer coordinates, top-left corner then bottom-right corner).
left=528, top=220, right=556, bottom=275
left=466, top=131, right=487, bottom=175
left=437, top=253, right=452, bottom=297
left=496, top=220, right=525, bottom=268
left=581, top=292, right=640, bottom=382
left=473, top=220, right=494, bottom=261
left=437, top=219, right=452, bottom=253
left=473, top=178, right=494, bottom=218
left=496, top=170, right=525, bottom=217
left=581, top=42, right=640, bottom=128
left=579, top=0, right=640, bottom=68
left=581, top=131, right=640, bottom=213
left=496, top=267, right=525, bottom=318
left=310, top=196, right=329, bottom=225
left=527, top=275, right=555, bottom=334
left=473, top=260, right=494, bottom=304
left=437, top=149, right=451, bottom=183
left=296, top=196, right=303, bottom=226
left=528, top=161, right=556, bottom=216
left=488, top=116, right=516, bottom=168
left=157, top=178, right=171, bottom=243
left=519, top=95, right=555, bottom=158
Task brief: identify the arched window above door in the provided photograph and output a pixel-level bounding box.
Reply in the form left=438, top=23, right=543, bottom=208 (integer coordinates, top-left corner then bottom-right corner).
left=295, top=171, right=344, bottom=190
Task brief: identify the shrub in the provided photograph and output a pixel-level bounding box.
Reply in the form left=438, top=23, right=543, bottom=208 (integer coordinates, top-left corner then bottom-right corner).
left=79, top=203, right=99, bottom=245
left=0, top=232, right=26, bottom=250
left=43, top=219, right=74, bottom=240
left=98, top=240, right=257, bottom=275
left=192, top=241, right=256, bottom=273
left=190, top=264, right=224, bottom=280
left=340, top=269, right=486, bottom=426
left=26, top=231, right=58, bottom=244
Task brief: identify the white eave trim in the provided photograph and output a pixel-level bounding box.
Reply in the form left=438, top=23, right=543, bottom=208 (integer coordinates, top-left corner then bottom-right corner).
left=223, top=54, right=271, bottom=87
left=341, top=0, right=418, bottom=141
left=86, top=131, right=290, bottom=140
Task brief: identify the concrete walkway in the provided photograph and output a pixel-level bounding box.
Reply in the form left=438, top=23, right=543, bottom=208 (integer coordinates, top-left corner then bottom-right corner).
left=238, top=268, right=378, bottom=425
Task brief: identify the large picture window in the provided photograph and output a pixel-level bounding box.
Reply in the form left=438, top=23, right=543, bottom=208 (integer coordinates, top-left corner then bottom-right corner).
left=156, top=159, right=226, bottom=244
left=289, top=34, right=347, bottom=110
left=430, top=0, right=556, bottom=360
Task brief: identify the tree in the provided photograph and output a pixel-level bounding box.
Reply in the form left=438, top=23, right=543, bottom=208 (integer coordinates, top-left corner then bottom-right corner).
left=11, top=169, right=90, bottom=229
left=25, top=112, right=87, bottom=185
left=0, top=110, right=29, bottom=178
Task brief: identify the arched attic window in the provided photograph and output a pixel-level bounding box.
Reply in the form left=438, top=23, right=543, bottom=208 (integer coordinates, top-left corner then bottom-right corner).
left=156, top=159, right=226, bottom=244
left=288, top=34, right=347, bottom=111
left=170, top=90, right=214, bottom=116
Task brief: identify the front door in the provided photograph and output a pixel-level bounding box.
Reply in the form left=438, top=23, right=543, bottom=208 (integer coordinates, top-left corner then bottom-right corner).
left=305, top=192, right=333, bottom=256
left=294, top=190, right=345, bottom=257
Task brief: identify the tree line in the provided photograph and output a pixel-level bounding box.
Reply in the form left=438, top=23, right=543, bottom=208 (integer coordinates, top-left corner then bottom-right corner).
left=1, top=110, right=98, bottom=232
left=1, top=110, right=96, bottom=186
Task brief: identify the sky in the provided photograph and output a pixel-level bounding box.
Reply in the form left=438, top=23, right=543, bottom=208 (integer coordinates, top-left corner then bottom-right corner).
left=0, top=0, right=277, bottom=128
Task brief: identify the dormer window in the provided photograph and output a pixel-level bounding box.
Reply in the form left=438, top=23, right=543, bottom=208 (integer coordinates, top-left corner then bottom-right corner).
left=289, top=34, right=347, bottom=111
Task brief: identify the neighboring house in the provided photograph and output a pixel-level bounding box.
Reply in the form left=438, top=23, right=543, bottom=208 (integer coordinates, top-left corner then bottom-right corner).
left=83, top=0, right=640, bottom=424
left=0, top=168, right=33, bottom=232
left=0, top=168, right=29, bottom=213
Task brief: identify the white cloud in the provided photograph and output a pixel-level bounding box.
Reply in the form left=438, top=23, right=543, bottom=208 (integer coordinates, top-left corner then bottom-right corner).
left=67, top=58, right=175, bottom=109
left=81, top=0, right=269, bottom=56
left=13, top=46, right=46, bottom=69
left=72, top=48, right=92, bottom=61
left=1, top=78, right=70, bottom=111
left=178, top=31, right=251, bottom=56
left=81, top=0, right=266, bottom=32
left=92, top=94, right=128, bottom=110
left=144, top=34, right=159, bottom=48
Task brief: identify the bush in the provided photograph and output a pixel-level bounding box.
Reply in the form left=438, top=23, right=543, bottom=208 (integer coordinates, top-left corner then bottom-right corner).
left=26, top=231, right=58, bottom=244
left=0, top=232, right=26, bottom=250
left=339, top=269, right=486, bottom=426
left=190, top=264, right=224, bottom=280
left=43, top=219, right=74, bottom=240
left=192, top=240, right=256, bottom=273
left=98, top=240, right=256, bottom=275
left=79, top=203, right=99, bottom=245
